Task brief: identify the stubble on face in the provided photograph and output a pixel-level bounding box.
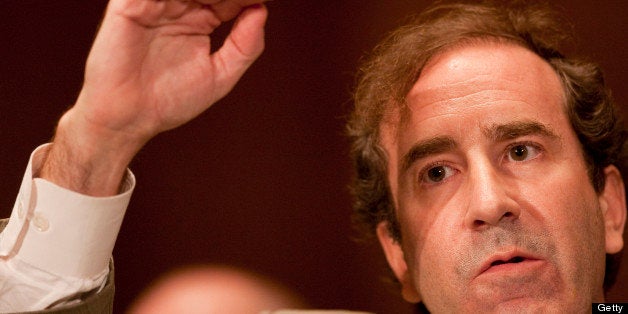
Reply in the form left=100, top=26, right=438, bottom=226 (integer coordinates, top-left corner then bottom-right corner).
left=453, top=221, right=560, bottom=303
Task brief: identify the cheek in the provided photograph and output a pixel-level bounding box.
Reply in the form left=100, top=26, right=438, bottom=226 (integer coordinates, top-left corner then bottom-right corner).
left=422, top=221, right=466, bottom=297
left=519, top=162, right=607, bottom=293
left=560, top=183, right=605, bottom=248
left=547, top=188, right=606, bottom=297
left=399, top=204, right=466, bottom=302
left=523, top=161, right=603, bottom=242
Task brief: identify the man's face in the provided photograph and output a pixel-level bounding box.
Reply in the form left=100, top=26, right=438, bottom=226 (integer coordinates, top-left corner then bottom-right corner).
left=377, top=43, right=625, bottom=312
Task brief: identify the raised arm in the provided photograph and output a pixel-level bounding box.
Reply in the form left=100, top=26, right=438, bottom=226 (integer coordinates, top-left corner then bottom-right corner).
left=0, top=1, right=268, bottom=312
left=41, top=0, right=268, bottom=196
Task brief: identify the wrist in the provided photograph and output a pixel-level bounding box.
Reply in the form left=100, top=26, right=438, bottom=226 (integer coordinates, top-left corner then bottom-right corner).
left=40, top=108, right=145, bottom=196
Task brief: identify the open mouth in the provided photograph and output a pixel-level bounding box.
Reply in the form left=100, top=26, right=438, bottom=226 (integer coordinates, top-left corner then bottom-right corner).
left=477, top=250, right=544, bottom=278
left=490, top=256, right=526, bottom=267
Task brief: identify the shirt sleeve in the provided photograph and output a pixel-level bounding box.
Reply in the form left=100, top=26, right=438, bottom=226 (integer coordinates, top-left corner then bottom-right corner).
left=0, top=144, right=135, bottom=311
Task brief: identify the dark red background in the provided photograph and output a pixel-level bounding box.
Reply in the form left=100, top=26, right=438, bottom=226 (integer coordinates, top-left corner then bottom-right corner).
left=1, top=2, right=626, bottom=313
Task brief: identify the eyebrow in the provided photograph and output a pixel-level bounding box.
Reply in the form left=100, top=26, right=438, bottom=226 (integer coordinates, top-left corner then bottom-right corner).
left=399, top=120, right=560, bottom=174
left=401, top=136, right=456, bottom=173
left=483, top=120, right=559, bottom=143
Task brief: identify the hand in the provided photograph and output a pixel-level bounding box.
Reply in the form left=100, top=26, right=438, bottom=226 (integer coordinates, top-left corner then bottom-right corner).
left=41, top=0, right=268, bottom=195
left=77, top=0, right=268, bottom=140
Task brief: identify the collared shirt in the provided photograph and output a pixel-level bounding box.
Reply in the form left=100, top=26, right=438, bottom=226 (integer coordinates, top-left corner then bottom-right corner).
left=0, top=145, right=134, bottom=312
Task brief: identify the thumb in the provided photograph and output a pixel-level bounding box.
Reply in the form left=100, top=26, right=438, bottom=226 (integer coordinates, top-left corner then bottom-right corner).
left=213, top=4, right=267, bottom=89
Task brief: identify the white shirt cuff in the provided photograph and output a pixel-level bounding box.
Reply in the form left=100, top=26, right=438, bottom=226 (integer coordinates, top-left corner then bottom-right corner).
left=0, top=144, right=134, bottom=280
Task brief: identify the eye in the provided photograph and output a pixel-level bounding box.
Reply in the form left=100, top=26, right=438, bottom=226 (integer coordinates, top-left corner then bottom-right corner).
left=422, top=164, right=455, bottom=183
left=507, top=143, right=540, bottom=162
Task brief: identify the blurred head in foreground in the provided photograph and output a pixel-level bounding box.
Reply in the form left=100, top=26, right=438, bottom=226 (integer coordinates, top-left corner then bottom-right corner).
left=129, top=265, right=306, bottom=314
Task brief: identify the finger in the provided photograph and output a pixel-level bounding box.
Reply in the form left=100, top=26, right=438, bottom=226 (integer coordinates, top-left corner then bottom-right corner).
left=203, top=0, right=269, bottom=22
left=212, top=4, right=267, bottom=89
left=195, top=0, right=269, bottom=6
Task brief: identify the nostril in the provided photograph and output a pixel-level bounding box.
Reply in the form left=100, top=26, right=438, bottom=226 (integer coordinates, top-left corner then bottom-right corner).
left=473, top=220, right=485, bottom=228
left=503, top=212, right=513, bottom=218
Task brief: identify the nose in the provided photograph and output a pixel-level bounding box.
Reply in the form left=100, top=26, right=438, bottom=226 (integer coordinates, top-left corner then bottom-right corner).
left=463, top=159, right=520, bottom=230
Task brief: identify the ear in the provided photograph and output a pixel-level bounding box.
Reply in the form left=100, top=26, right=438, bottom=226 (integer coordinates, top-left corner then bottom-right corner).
left=376, top=221, right=421, bottom=303
left=599, top=165, right=627, bottom=254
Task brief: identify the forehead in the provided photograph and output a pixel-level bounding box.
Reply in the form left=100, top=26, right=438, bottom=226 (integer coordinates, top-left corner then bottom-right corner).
left=416, top=43, right=560, bottom=99
left=386, top=43, right=566, bottom=142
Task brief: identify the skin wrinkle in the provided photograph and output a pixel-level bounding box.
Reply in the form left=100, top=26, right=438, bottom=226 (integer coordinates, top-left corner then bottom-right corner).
left=400, top=91, right=552, bottom=142
left=119, top=2, right=223, bottom=33
left=408, top=94, right=542, bottom=120
left=416, top=87, right=523, bottom=106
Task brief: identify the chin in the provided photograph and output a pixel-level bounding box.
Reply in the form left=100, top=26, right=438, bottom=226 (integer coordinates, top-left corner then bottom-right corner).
left=462, top=297, right=590, bottom=314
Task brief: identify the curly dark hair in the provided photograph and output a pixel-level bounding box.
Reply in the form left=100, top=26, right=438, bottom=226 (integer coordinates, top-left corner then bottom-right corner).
left=347, top=0, right=626, bottom=291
